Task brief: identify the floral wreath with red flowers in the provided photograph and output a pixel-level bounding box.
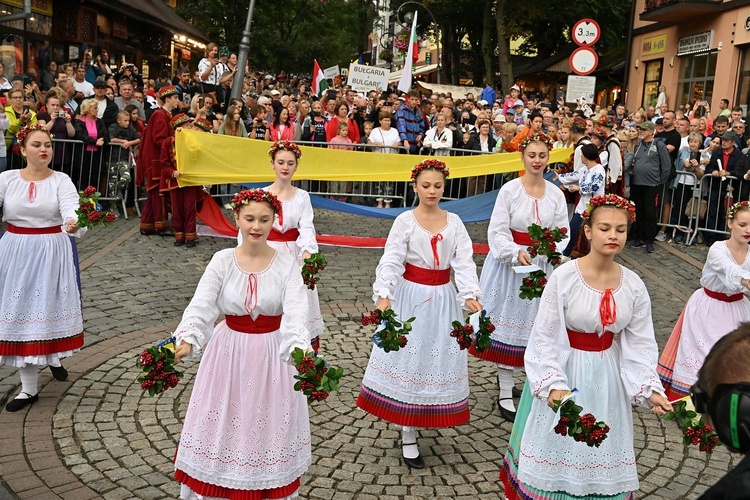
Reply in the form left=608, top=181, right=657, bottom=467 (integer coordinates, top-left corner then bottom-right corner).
left=268, top=140, right=302, bottom=160
left=519, top=131, right=555, bottom=153
left=582, top=194, right=636, bottom=224
left=230, top=188, right=283, bottom=216
left=410, top=158, right=450, bottom=182
left=17, top=124, right=52, bottom=147
left=727, top=201, right=750, bottom=220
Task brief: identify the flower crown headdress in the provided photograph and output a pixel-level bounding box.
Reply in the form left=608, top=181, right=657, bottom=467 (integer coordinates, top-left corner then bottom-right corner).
left=519, top=131, right=554, bottom=152
left=268, top=140, right=302, bottom=160
left=582, top=194, right=636, bottom=224
left=410, top=159, right=450, bottom=181
left=169, top=113, right=191, bottom=130
left=728, top=201, right=750, bottom=219
left=230, top=189, right=284, bottom=226
left=571, top=116, right=588, bottom=134
left=17, top=124, right=52, bottom=147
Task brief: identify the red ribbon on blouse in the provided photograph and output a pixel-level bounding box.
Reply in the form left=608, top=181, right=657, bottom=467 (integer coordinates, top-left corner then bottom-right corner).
left=599, top=288, right=617, bottom=334
left=430, top=233, right=443, bottom=267
left=28, top=182, right=36, bottom=203
left=245, top=274, right=258, bottom=314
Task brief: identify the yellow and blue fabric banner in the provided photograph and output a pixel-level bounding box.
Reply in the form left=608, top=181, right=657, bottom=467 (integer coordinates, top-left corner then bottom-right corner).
left=174, top=128, right=573, bottom=186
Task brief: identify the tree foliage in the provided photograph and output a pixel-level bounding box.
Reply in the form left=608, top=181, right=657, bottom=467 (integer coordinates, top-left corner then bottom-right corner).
left=177, top=0, right=377, bottom=73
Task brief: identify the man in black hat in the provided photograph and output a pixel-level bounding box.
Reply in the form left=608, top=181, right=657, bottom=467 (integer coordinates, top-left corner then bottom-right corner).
left=92, top=78, right=120, bottom=127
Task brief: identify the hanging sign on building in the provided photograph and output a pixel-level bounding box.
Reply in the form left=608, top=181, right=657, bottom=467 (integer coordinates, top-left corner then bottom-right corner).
left=677, top=31, right=714, bottom=56
left=642, top=34, right=667, bottom=57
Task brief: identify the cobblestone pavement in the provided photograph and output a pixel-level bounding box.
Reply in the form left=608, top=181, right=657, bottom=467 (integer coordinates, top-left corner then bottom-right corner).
left=0, top=209, right=738, bottom=499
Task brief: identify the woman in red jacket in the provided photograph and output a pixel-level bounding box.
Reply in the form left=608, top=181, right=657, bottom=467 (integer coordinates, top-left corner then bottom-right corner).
left=325, top=100, right=360, bottom=143
left=269, top=107, right=296, bottom=141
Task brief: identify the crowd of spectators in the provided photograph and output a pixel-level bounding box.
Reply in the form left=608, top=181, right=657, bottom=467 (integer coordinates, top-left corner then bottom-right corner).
left=1, top=42, right=748, bottom=242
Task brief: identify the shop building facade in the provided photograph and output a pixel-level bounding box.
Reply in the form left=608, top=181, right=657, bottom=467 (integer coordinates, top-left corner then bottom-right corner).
left=627, top=0, right=750, bottom=116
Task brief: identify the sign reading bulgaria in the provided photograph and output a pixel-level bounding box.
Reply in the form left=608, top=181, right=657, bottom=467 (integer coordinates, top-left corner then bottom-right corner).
left=347, top=64, right=390, bottom=92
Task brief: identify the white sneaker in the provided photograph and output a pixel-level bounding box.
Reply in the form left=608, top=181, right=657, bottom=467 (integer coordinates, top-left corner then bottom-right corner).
left=655, top=231, right=667, bottom=242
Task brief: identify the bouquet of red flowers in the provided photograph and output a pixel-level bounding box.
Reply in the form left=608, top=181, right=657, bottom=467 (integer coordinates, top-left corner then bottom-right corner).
left=552, top=397, right=610, bottom=447
left=291, top=347, right=344, bottom=404
left=136, top=338, right=183, bottom=396
left=302, top=253, right=327, bottom=290
left=361, top=308, right=414, bottom=353
left=76, top=186, right=116, bottom=228
left=663, top=399, right=721, bottom=454
left=519, top=224, right=567, bottom=300
left=451, top=310, right=495, bottom=352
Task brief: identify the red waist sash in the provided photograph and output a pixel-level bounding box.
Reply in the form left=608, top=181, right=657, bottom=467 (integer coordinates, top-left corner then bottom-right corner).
left=5, top=223, right=62, bottom=234
left=566, top=329, right=615, bottom=352
left=268, top=228, right=300, bottom=242
left=402, top=262, right=451, bottom=286
left=510, top=230, right=534, bottom=246
left=225, top=314, right=282, bottom=334
left=704, top=288, right=745, bottom=302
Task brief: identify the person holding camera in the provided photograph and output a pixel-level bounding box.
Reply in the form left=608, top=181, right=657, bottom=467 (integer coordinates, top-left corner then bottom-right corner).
left=197, top=43, right=224, bottom=100
left=248, top=104, right=270, bottom=141
left=5, top=89, right=37, bottom=155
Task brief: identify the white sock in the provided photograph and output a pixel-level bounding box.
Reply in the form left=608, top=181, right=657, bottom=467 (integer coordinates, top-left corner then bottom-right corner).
left=402, top=428, right=419, bottom=459
left=17, top=366, right=39, bottom=398
left=497, top=367, right=516, bottom=412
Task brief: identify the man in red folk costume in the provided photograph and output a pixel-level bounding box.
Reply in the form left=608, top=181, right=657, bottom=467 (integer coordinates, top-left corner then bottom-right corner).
left=137, top=85, right=181, bottom=235
left=160, top=114, right=212, bottom=248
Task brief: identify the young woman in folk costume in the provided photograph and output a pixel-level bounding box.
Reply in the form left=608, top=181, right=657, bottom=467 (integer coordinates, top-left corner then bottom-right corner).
left=173, top=189, right=312, bottom=499
left=0, top=125, right=86, bottom=412
left=501, top=195, right=672, bottom=500
left=237, top=141, right=324, bottom=351
left=357, top=159, right=482, bottom=469
left=469, top=132, right=569, bottom=422
left=658, top=201, right=750, bottom=400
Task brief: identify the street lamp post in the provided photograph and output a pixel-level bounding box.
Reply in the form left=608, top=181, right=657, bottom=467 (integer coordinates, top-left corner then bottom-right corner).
left=396, top=0, right=440, bottom=85
left=231, top=0, right=258, bottom=101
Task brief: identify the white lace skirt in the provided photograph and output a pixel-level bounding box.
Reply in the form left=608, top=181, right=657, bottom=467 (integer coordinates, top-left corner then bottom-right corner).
left=175, top=322, right=311, bottom=492
left=473, top=254, right=554, bottom=368
left=516, top=342, right=639, bottom=496
left=0, top=231, right=83, bottom=368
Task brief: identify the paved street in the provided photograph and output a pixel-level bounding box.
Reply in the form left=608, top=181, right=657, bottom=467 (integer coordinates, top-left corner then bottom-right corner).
left=0, top=208, right=738, bottom=499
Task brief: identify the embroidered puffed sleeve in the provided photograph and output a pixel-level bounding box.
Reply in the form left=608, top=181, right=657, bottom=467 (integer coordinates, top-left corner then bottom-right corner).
left=57, top=174, right=87, bottom=238
left=173, top=251, right=225, bottom=360
left=618, top=275, right=665, bottom=406
left=449, top=214, right=482, bottom=307
left=372, top=214, right=410, bottom=302
left=279, top=259, right=312, bottom=363
left=524, top=268, right=572, bottom=400
left=548, top=187, right=570, bottom=254
left=487, top=186, right=526, bottom=264
left=578, top=167, right=605, bottom=197
left=705, top=243, right=750, bottom=293
left=295, top=190, right=319, bottom=257
left=558, top=169, right=583, bottom=186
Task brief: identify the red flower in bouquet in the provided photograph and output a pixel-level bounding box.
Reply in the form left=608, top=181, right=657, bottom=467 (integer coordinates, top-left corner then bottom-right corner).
left=519, top=224, right=567, bottom=300
left=136, top=343, right=183, bottom=396
left=76, top=186, right=116, bottom=229
left=551, top=398, right=610, bottom=447
left=361, top=308, right=414, bottom=353
left=452, top=311, right=496, bottom=353
left=291, top=348, right=343, bottom=404
left=450, top=322, right=474, bottom=350
left=663, top=400, right=721, bottom=454
left=301, top=253, right=327, bottom=290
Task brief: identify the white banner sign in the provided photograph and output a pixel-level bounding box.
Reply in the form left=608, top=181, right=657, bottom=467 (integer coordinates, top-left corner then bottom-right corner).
left=323, top=65, right=340, bottom=80
left=677, top=30, right=714, bottom=56
left=565, top=75, right=596, bottom=104
left=347, top=63, right=390, bottom=93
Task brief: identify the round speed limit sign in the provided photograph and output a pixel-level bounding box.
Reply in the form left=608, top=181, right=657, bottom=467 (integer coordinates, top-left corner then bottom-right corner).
left=572, top=19, right=601, bottom=46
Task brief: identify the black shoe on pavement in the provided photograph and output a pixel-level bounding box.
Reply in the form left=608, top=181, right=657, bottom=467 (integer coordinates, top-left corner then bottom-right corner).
left=646, top=241, right=655, bottom=253
left=5, top=393, right=38, bottom=412
left=498, top=397, right=516, bottom=422
left=174, top=240, right=185, bottom=247
left=49, top=365, right=68, bottom=381
left=185, top=240, right=196, bottom=248
left=401, top=442, right=425, bottom=469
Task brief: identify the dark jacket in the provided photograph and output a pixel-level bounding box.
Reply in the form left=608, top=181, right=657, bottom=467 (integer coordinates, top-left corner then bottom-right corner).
left=705, top=146, right=743, bottom=195
left=74, top=117, right=109, bottom=148
left=98, top=97, right=120, bottom=128
left=465, top=134, right=497, bottom=153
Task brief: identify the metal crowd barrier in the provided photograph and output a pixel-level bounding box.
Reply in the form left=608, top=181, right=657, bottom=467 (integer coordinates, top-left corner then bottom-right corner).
left=654, top=171, right=701, bottom=245
left=692, top=173, right=746, bottom=245
left=6, top=138, right=138, bottom=219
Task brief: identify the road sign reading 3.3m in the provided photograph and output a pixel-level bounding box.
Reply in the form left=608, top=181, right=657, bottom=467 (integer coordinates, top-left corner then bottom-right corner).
left=572, top=19, right=601, bottom=46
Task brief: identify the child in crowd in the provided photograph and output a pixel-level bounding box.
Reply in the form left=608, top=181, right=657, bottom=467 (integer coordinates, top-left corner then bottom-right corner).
left=328, top=122, right=353, bottom=201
